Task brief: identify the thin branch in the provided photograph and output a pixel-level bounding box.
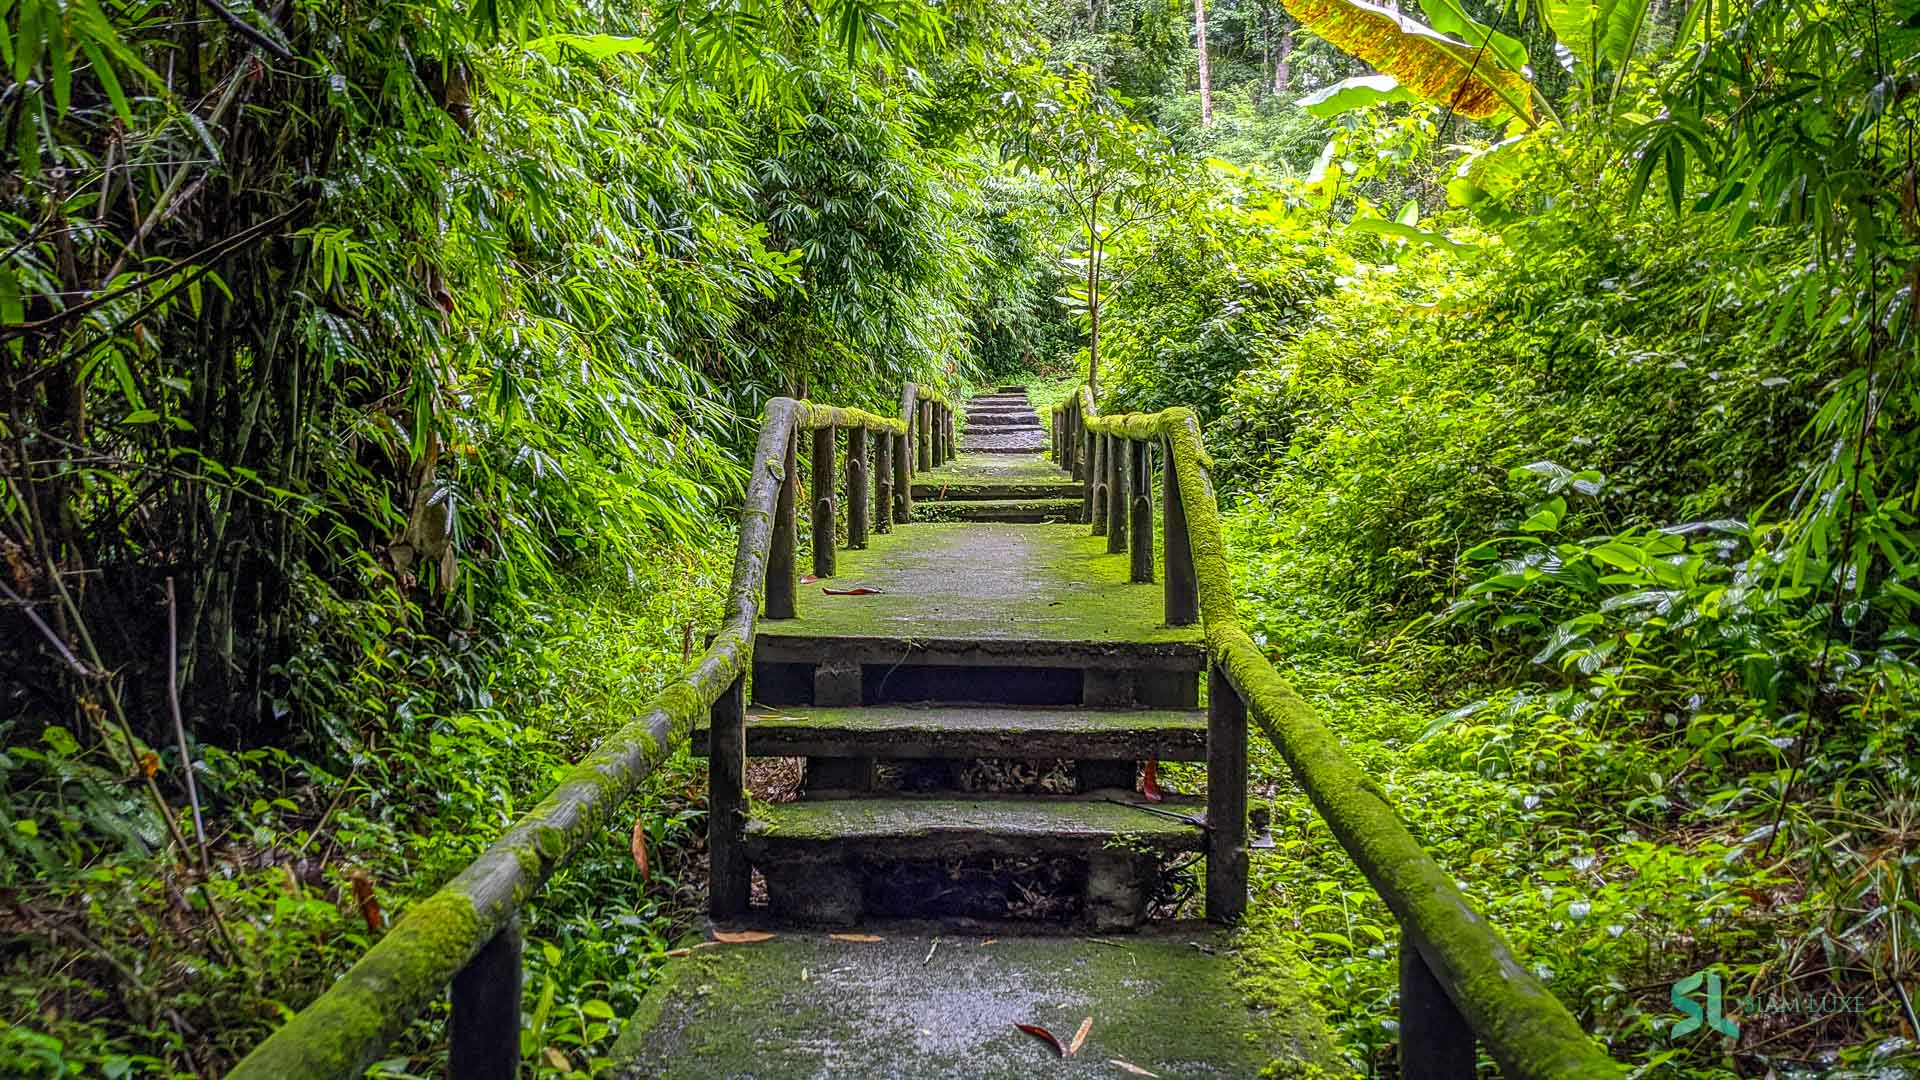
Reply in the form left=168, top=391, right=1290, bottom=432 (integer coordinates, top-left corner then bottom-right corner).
left=196, top=0, right=296, bottom=63
left=1, top=207, right=297, bottom=342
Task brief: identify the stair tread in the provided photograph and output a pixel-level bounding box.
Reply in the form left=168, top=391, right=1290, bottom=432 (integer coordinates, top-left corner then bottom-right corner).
left=745, top=796, right=1206, bottom=853
left=694, top=705, right=1205, bottom=759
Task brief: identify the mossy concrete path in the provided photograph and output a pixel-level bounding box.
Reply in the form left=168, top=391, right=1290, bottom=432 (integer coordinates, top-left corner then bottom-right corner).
left=639, top=387, right=1330, bottom=1075
left=609, top=928, right=1338, bottom=1079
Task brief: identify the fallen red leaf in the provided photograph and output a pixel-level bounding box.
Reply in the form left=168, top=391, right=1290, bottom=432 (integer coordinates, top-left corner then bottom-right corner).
left=1069, top=1016, right=1093, bottom=1056
left=822, top=586, right=882, bottom=595
left=630, top=816, right=650, bottom=883
left=1141, top=759, right=1163, bottom=803
left=1015, top=1023, right=1064, bottom=1056
left=800, top=574, right=821, bottom=584
left=347, top=868, right=382, bottom=932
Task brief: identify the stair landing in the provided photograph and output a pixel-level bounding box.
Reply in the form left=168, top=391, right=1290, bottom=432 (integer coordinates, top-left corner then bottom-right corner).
left=756, top=522, right=1198, bottom=648
left=609, top=929, right=1338, bottom=1079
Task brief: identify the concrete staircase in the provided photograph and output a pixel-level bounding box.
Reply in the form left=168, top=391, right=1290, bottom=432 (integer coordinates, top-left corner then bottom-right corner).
left=696, top=387, right=1204, bottom=931
left=911, top=387, right=1081, bottom=523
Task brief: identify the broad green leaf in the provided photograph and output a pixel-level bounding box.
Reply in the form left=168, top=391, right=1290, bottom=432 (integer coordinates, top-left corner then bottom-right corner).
left=1347, top=215, right=1474, bottom=253
left=1421, top=0, right=1530, bottom=75
left=1295, top=74, right=1414, bottom=116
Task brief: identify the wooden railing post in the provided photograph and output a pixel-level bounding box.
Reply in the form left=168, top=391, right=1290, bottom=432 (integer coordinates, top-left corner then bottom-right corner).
left=1400, top=938, right=1476, bottom=1080
left=945, top=405, right=955, bottom=460
left=1051, top=408, right=1061, bottom=463
left=707, top=673, right=749, bottom=918
left=874, top=428, right=893, bottom=534
left=1162, top=435, right=1199, bottom=626
left=893, top=431, right=913, bottom=523
left=1129, top=440, right=1153, bottom=583
left=1205, top=664, right=1248, bottom=921
left=917, top=401, right=932, bottom=471
left=811, top=425, right=836, bottom=579
left=1098, top=428, right=1113, bottom=534
left=847, top=425, right=869, bottom=549
left=1106, top=434, right=1129, bottom=555
left=449, top=916, right=521, bottom=1080
left=766, top=422, right=799, bottom=619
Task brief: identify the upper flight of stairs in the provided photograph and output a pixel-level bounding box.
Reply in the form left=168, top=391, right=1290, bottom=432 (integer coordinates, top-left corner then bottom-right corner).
left=698, top=386, right=1203, bottom=931
left=910, top=386, right=1082, bottom=524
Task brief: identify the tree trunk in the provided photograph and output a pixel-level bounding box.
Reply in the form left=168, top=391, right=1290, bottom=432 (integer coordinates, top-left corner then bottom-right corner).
left=1194, top=0, right=1213, bottom=127
left=1274, top=25, right=1294, bottom=95
left=1086, top=233, right=1101, bottom=396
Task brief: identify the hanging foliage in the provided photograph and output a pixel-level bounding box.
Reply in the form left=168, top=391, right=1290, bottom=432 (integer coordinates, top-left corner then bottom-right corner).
left=1278, top=0, right=1535, bottom=121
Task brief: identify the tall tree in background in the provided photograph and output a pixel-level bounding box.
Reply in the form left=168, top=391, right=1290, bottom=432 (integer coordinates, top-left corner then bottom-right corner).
left=1011, top=72, right=1185, bottom=395
left=1274, top=22, right=1295, bottom=92
left=1194, top=0, right=1215, bottom=125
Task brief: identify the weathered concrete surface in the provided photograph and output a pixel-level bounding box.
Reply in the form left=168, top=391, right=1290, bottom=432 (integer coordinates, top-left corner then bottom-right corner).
left=745, top=795, right=1205, bottom=854
left=762, top=523, right=1196, bottom=646
left=965, top=429, right=1050, bottom=452
left=920, top=451, right=1074, bottom=487
left=913, top=497, right=1081, bottom=523
left=609, top=929, right=1340, bottom=1079
left=692, top=704, right=1206, bottom=760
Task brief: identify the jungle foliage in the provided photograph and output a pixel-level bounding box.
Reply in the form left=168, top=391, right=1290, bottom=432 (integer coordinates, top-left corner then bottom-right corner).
left=4, top=0, right=1918, bottom=1074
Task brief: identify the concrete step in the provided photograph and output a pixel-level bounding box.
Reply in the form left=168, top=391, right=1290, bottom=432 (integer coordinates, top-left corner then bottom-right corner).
left=744, top=795, right=1204, bottom=928
left=696, top=705, right=1205, bottom=760
left=956, top=411, right=1036, bottom=424
left=916, top=497, right=1081, bottom=523
left=609, top=928, right=1340, bottom=1079
left=910, top=478, right=1079, bottom=500
left=962, top=431, right=1049, bottom=453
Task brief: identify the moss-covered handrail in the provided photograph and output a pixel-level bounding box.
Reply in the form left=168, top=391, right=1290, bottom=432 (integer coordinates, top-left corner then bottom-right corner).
left=1053, top=386, right=1618, bottom=1080
left=230, top=385, right=955, bottom=1079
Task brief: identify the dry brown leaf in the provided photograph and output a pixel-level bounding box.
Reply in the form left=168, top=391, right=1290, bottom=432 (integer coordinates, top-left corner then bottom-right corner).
left=711, top=930, right=777, bottom=944
left=347, top=868, right=382, bottom=932
left=1111, top=1060, right=1159, bottom=1077
left=1069, top=1016, right=1093, bottom=1056
left=829, top=933, right=885, bottom=942
left=629, top=816, right=650, bottom=883
left=543, top=1046, right=571, bottom=1071
left=979, top=937, right=998, bottom=946
left=821, top=586, right=883, bottom=595
left=1015, top=1023, right=1064, bottom=1056
left=137, top=751, right=160, bottom=779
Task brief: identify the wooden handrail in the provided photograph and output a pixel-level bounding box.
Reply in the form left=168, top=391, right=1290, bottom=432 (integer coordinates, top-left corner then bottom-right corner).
left=1052, top=386, right=1618, bottom=1080
left=229, top=387, right=957, bottom=1079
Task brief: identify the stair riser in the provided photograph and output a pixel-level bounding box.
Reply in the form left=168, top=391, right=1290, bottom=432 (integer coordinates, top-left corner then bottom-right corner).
left=694, top=729, right=1203, bottom=761
left=915, top=507, right=1082, bottom=524
left=963, top=416, right=1042, bottom=428
left=753, top=658, right=1199, bottom=709
left=930, top=512, right=1080, bottom=524
left=909, top=483, right=1079, bottom=500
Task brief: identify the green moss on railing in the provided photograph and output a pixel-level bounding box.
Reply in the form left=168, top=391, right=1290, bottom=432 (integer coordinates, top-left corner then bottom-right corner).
left=1061, top=386, right=1619, bottom=1080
